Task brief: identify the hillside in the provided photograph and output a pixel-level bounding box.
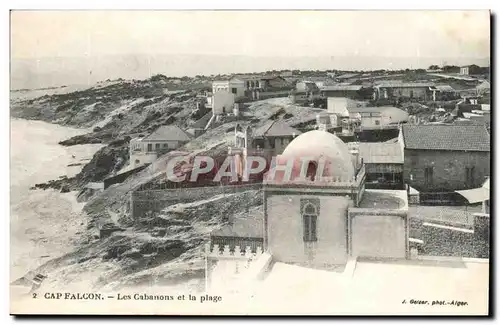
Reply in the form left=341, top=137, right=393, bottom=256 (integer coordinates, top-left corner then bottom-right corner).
left=10, top=76, right=323, bottom=290
left=12, top=68, right=488, bottom=290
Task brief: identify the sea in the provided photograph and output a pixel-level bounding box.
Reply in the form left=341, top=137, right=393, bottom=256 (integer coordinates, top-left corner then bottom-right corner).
left=10, top=118, right=102, bottom=281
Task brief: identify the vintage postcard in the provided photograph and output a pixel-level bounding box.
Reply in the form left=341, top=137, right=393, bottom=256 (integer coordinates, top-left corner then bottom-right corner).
left=10, top=10, right=491, bottom=315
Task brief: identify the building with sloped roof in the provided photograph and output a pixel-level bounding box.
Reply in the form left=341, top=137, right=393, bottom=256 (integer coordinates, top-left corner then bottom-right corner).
left=373, top=82, right=436, bottom=101
left=129, top=125, right=192, bottom=168
left=251, top=120, right=302, bottom=156
left=400, top=124, right=490, bottom=195
left=227, top=121, right=303, bottom=183
left=434, top=84, right=459, bottom=101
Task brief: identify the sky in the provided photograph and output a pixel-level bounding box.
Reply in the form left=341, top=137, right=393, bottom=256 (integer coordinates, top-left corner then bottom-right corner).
left=11, top=10, right=491, bottom=60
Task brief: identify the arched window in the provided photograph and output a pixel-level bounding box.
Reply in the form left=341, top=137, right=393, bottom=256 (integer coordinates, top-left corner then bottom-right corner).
left=302, top=203, right=318, bottom=242
left=306, top=162, right=317, bottom=181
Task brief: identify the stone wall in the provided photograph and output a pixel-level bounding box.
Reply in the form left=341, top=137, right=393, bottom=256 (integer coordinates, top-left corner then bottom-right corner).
left=404, top=149, right=490, bottom=192
left=421, top=222, right=475, bottom=257
left=473, top=215, right=490, bottom=258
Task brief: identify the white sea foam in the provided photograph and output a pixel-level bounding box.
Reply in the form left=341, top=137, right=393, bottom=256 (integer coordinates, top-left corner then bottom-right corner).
left=10, top=118, right=102, bottom=281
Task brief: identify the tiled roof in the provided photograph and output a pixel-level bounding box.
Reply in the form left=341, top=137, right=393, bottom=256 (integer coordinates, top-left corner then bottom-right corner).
left=143, top=125, right=192, bottom=142
left=402, top=124, right=490, bottom=151
left=253, top=120, right=302, bottom=137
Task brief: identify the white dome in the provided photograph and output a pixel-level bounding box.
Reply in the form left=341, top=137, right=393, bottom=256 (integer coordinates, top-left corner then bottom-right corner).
left=278, top=130, right=355, bottom=181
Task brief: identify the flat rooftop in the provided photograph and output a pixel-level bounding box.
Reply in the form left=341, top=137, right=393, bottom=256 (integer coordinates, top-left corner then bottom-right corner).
left=247, top=257, right=489, bottom=315
left=357, top=189, right=408, bottom=210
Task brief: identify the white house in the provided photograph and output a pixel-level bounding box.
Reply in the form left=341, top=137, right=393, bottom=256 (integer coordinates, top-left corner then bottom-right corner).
left=212, top=79, right=246, bottom=98
left=129, top=125, right=192, bottom=168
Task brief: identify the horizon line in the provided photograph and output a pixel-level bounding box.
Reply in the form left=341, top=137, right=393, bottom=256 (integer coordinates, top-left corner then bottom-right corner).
left=11, top=52, right=491, bottom=61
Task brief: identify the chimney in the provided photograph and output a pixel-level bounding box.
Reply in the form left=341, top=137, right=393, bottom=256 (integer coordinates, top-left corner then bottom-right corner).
left=349, top=144, right=360, bottom=169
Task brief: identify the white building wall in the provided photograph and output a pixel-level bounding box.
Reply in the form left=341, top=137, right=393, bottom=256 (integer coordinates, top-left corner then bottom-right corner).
left=350, top=214, right=406, bottom=259
left=397, top=128, right=405, bottom=161
left=360, top=111, right=400, bottom=128
left=327, top=97, right=351, bottom=116
left=212, top=81, right=230, bottom=94
left=267, top=194, right=351, bottom=266
left=212, top=80, right=245, bottom=98
left=129, top=139, right=185, bottom=168
left=212, top=91, right=236, bottom=115
left=142, top=140, right=183, bottom=151
left=229, top=79, right=246, bottom=98
left=360, top=115, right=383, bottom=128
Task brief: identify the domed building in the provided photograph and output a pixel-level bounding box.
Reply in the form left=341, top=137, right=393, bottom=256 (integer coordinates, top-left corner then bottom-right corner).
left=209, top=128, right=410, bottom=271
left=265, top=130, right=357, bottom=184
left=263, top=129, right=409, bottom=268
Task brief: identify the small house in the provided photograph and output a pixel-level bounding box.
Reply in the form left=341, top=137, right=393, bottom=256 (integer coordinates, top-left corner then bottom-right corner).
left=290, top=81, right=321, bottom=105
left=212, top=79, right=246, bottom=98
left=373, top=82, right=436, bottom=101
left=251, top=120, right=302, bottom=157
left=129, top=125, right=192, bottom=168
left=434, top=84, right=458, bottom=101
left=229, top=75, right=292, bottom=101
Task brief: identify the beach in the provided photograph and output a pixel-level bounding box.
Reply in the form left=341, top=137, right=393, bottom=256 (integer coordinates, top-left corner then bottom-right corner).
left=10, top=118, right=102, bottom=281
